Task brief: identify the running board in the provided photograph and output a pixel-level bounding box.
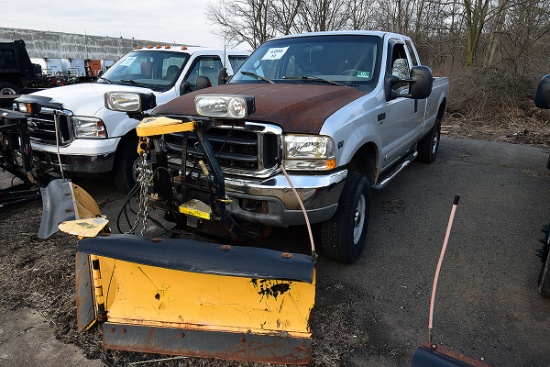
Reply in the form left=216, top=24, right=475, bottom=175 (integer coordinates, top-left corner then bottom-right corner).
left=373, top=151, right=418, bottom=190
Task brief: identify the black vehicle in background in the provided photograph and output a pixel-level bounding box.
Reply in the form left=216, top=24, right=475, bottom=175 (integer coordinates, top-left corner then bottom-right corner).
left=0, top=39, right=47, bottom=97
left=535, top=74, right=550, bottom=297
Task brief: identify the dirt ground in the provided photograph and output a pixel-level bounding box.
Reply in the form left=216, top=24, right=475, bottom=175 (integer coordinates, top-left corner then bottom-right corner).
left=0, top=110, right=549, bottom=367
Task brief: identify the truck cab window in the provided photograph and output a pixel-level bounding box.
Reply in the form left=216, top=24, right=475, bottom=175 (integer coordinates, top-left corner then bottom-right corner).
left=228, top=55, right=248, bottom=72
left=185, top=56, right=223, bottom=88
left=389, top=43, right=411, bottom=93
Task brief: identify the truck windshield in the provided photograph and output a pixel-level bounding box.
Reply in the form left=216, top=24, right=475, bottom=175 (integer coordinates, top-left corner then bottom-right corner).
left=99, top=50, right=189, bottom=92
left=230, top=34, right=382, bottom=91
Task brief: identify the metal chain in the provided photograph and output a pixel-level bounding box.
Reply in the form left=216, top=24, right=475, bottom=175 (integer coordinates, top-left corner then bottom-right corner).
left=133, top=152, right=152, bottom=236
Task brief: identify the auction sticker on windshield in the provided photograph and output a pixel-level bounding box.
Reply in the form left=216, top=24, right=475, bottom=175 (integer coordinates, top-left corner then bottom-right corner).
left=262, top=47, right=289, bottom=60
left=120, top=56, right=137, bottom=66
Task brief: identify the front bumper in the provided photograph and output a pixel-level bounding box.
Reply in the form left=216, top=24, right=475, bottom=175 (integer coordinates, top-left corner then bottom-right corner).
left=30, top=138, right=120, bottom=176
left=222, top=169, right=347, bottom=227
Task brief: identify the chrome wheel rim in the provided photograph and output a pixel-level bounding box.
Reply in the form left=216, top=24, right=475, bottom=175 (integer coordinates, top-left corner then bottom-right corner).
left=353, top=194, right=366, bottom=243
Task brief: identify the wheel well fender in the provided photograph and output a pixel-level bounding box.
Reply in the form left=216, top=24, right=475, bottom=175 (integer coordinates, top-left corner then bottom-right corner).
left=437, top=98, right=447, bottom=121
left=346, top=142, right=378, bottom=187
left=115, top=130, right=138, bottom=158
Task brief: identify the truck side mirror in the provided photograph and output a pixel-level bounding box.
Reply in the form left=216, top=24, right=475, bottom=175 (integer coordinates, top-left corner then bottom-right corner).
left=534, top=74, right=550, bottom=109
left=180, top=81, right=191, bottom=95
left=218, top=68, right=228, bottom=85
left=196, top=76, right=212, bottom=90
left=408, top=66, right=433, bottom=99
left=384, top=66, right=433, bottom=101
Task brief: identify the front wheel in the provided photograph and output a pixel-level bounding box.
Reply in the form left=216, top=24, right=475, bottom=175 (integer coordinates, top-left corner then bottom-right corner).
left=320, top=172, right=371, bottom=263
left=417, top=118, right=441, bottom=163
left=113, top=137, right=139, bottom=193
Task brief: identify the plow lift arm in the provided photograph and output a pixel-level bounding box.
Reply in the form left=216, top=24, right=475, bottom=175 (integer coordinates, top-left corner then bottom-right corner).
left=60, top=91, right=317, bottom=365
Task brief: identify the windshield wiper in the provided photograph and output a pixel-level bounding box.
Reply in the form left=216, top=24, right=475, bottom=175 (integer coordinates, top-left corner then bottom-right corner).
left=120, top=79, right=148, bottom=88
left=283, top=75, right=344, bottom=86
left=240, top=71, right=274, bottom=84
left=98, top=77, right=111, bottom=84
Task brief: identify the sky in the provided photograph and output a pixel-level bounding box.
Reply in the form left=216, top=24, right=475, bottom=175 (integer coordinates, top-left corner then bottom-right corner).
left=3, top=0, right=249, bottom=50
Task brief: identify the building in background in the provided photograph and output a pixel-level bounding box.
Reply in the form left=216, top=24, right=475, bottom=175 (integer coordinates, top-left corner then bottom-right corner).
left=0, top=27, right=172, bottom=77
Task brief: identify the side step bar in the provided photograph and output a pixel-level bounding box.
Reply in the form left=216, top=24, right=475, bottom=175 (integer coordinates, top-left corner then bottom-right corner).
left=373, top=151, right=418, bottom=190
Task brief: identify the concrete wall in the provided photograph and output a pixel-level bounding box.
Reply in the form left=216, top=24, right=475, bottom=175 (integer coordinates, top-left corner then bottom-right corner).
left=0, top=27, right=162, bottom=61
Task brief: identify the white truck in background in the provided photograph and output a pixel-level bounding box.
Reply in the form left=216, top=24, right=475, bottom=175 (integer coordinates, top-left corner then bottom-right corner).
left=13, top=45, right=249, bottom=191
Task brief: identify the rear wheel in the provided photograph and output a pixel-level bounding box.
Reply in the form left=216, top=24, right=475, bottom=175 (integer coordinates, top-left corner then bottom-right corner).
left=0, top=82, right=18, bottom=95
left=320, top=172, right=370, bottom=263
left=417, top=118, right=441, bottom=163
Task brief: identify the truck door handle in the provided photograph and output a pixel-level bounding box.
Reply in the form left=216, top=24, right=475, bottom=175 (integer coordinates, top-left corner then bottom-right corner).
left=378, top=113, right=386, bottom=122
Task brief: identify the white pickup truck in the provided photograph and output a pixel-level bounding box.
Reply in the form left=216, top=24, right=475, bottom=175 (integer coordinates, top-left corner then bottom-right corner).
left=127, top=30, right=448, bottom=263
left=13, top=45, right=249, bottom=191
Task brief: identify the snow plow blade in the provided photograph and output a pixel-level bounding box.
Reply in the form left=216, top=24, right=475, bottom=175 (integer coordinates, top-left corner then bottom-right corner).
left=76, top=234, right=316, bottom=364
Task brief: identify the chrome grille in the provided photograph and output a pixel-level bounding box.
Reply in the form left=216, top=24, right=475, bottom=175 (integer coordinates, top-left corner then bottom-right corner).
left=27, top=108, right=72, bottom=146
left=165, top=123, right=281, bottom=177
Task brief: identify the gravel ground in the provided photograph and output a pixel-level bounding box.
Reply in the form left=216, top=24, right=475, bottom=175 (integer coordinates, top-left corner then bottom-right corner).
left=1, top=111, right=549, bottom=367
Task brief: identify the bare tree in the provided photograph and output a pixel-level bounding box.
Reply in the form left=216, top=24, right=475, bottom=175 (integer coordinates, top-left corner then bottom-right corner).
left=498, top=0, right=550, bottom=76
left=271, top=0, right=303, bottom=35
left=206, top=0, right=276, bottom=49
left=294, top=0, right=349, bottom=33
left=345, top=0, right=379, bottom=30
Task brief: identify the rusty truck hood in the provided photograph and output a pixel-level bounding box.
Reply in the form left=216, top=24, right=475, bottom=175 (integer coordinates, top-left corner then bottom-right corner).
left=154, top=83, right=367, bottom=134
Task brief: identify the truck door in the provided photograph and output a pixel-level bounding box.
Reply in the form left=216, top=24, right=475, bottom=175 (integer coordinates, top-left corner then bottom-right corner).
left=379, top=41, right=423, bottom=167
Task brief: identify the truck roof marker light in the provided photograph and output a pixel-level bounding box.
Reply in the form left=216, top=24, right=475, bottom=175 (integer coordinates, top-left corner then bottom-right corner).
left=147, top=45, right=153, bottom=49
left=181, top=46, right=188, bottom=50
left=165, top=45, right=171, bottom=49
left=155, top=45, right=162, bottom=49
left=136, top=46, right=143, bottom=49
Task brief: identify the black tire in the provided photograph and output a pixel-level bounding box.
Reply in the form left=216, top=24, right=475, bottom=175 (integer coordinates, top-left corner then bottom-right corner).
left=113, top=137, right=139, bottom=193
left=538, top=225, right=550, bottom=298
left=320, top=172, right=371, bottom=263
left=0, top=82, right=18, bottom=95
left=417, top=118, right=441, bottom=163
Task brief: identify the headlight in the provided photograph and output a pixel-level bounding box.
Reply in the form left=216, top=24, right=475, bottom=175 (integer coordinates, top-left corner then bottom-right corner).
left=104, top=92, right=156, bottom=113
left=15, top=102, right=41, bottom=114
left=284, top=135, right=336, bottom=171
left=195, top=94, right=254, bottom=119
left=73, top=116, right=107, bottom=138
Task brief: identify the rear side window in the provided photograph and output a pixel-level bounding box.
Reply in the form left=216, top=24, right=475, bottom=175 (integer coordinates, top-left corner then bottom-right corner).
left=405, top=41, right=419, bottom=67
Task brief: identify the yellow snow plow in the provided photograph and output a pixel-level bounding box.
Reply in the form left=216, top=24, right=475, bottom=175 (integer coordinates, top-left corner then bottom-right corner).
left=60, top=93, right=317, bottom=364
left=73, top=234, right=315, bottom=363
